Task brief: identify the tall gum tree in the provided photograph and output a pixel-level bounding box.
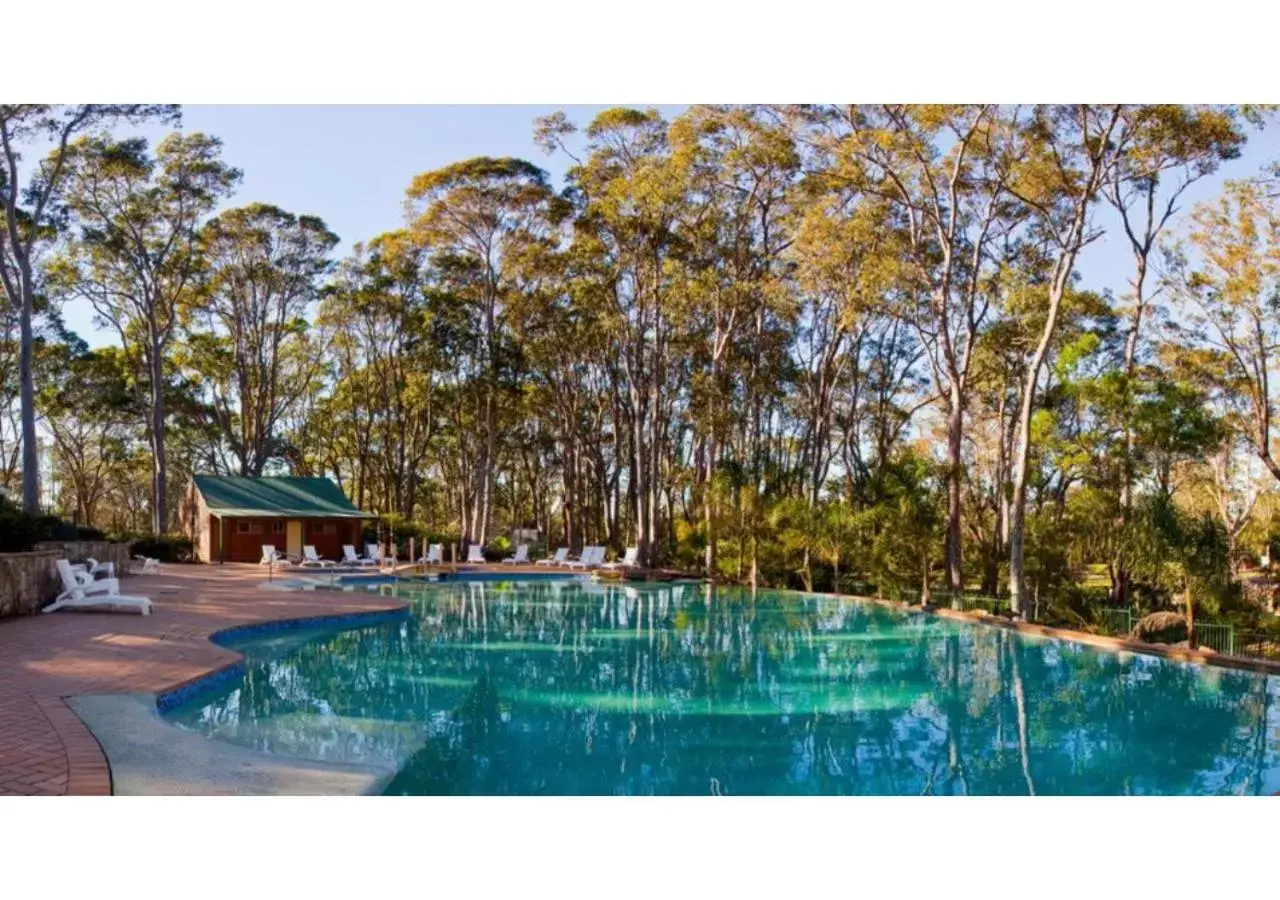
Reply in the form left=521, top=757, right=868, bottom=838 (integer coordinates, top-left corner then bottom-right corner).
left=0, top=104, right=177, bottom=512
left=49, top=131, right=240, bottom=533
left=536, top=108, right=684, bottom=569
left=1166, top=176, right=1280, bottom=489
left=185, top=203, right=337, bottom=476
left=807, top=104, right=1019, bottom=603
left=668, top=104, right=799, bottom=579
left=1100, top=105, right=1247, bottom=604
left=406, top=156, right=562, bottom=548
left=1002, top=105, right=1126, bottom=616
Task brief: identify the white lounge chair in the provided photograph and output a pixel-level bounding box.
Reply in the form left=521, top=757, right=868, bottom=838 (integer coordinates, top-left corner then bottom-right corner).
left=260, top=545, right=290, bottom=566
left=465, top=544, right=486, bottom=564
left=420, top=543, right=443, bottom=566
left=536, top=547, right=569, bottom=567
left=72, top=557, right=115, bottom=579
left=47, top=559, right=150, bottom=616
left=501, top=544, right=530, bottom=565
left=344, top=544, right=378, bottom=567
left=300, top=545, right=335, bottom=567
left=365, top=543, right=388, bottom=567
left=565, top=546, right=604, bottom=570
left=602, top=546, right=639, bottom=570
left=133, top=555, right=161, bottom=574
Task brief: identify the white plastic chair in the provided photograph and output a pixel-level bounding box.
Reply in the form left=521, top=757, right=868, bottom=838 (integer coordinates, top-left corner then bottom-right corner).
left=536, top=547, right=569, bottom=567
left=134, top=555, right=161, bottom=574
left=602, top=546, right=640, bottom=570
left=466, top=544, right=486, bottom=564
left=501, top=544, right=530, bottom=565
left=71, top=557, right=115, bottom=579
left=344, top=544, right=377, bottom=566
left=420, top=543, right=443, bottom=565
left=300, top=545, right=335, bottom=567
left=47, top=559, right=150, bottom=616
left=565, top=546, right=604, bottom=570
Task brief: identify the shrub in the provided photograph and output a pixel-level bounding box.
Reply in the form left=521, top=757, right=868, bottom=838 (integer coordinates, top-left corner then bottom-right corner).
left=129, top=534, right=195, bottom=563
left=1131, top=610, right=1189, bottom=644
left=0, top=495, right=103, bottom=552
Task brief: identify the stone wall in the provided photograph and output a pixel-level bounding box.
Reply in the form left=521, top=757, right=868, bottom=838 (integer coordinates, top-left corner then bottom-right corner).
left=0, top=550, right=60, bottom=619
left=32, top=541, right=133, bottom=577
left=0, top=542, right=133, bottom=619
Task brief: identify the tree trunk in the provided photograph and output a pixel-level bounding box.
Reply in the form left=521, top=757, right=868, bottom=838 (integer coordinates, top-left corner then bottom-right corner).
left=945, top=390, right=964, bottom=606
left=18, top=278, right=39, bottom=513
left=150, top=346, right=168, bottom=534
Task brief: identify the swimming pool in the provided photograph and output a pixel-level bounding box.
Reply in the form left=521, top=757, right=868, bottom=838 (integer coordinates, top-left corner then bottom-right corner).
left=162, top=578, right=1280, bottom=794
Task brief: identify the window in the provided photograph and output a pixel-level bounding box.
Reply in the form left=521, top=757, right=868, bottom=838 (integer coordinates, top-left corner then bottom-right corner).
left=309, top=520, right=332, bottom=535
left=272, top=521, right=284, bottom=534
left=237, top=520, right=251, bottom=534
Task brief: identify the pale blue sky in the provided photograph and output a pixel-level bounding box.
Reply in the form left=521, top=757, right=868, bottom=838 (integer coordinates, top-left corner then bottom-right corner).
left=59, top=105, right=1278, bottom=348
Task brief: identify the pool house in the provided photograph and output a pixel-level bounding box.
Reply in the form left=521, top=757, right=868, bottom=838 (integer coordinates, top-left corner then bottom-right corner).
left=180, top=475, right=373, bottom=563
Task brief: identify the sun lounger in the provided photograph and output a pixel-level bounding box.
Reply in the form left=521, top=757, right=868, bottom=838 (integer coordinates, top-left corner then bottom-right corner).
left=565, top=546, right=604, bottom=570
left=300, top=545, right=335, bottom=567
left=501, top=544, right=530, bottom=565
left=260, top=545, right=290, bottom=565
left=602, top=546, right=639, bottom=570
left=465, top=544, right=485, bottom=564
left=344, top=544, right=378, bottom=566
left=536, top=547, right=569, bottom=567
left=133, top=555, right=161, bottom=574
left=47, top=559, right=150, bottom=615
left=420, top=543, right=443, bottom=565
left=71, top=557, right=115, bottom=579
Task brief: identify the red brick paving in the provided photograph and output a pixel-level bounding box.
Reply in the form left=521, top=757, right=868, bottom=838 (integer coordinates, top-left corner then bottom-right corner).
left=0, top=564, right=405, bottom=795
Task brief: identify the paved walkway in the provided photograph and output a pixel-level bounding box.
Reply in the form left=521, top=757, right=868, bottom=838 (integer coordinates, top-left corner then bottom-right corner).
left=0, top=564, right=405, bottom=795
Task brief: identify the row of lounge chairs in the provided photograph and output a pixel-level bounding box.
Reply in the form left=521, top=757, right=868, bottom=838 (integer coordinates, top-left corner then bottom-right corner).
left=259, top=544, right=388, bottom=568
left=255, top=541, right=642, bottom=571
left=416, top=543, right=636, bottom=569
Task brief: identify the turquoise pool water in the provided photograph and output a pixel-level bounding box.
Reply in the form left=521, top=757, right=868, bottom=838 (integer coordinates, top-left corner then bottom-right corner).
left=163, top=578, right=1280, bottom=795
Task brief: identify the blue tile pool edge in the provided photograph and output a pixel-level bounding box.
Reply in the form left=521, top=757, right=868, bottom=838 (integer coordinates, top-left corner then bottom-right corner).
left=154, top=607, right=411, bottom=713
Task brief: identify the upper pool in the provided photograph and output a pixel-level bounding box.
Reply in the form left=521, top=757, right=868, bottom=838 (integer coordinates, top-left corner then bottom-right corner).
left=162, top=578, right=1280, bottom=795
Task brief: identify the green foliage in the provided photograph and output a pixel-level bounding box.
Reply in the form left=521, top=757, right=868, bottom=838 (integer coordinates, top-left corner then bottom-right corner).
left=126, top=533, right=194, bottom=563
left=0, top=494, right=104, bottom=551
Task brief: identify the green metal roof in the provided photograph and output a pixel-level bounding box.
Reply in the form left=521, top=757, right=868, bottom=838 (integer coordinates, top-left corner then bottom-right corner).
left=193, top=475, right=372, bottom=518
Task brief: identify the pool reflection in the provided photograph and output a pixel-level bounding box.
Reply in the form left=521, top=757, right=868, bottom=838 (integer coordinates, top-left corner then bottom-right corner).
left=163, top=580, right=1280, bottom=795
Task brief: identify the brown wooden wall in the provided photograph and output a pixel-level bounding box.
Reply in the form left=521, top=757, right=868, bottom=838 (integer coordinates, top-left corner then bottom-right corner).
left=212, top=517, right=363, bottom=562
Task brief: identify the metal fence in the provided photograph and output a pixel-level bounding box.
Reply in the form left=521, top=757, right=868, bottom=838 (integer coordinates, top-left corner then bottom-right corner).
left=957, top=594, right=1003, bottom=614
left=1193, top=621, right=1236, bottom=655
left=1235, top=631, right=1280, bottom=661
left=1098, top=607, right=1132, bottom=637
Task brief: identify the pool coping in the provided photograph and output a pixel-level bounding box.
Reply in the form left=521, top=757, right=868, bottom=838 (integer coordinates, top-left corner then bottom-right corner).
left=833, top=591, right=1280, bottom=679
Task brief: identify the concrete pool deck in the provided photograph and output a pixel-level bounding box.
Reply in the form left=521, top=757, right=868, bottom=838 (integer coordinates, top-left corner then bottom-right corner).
left=0, top=563, right=406, bottom=795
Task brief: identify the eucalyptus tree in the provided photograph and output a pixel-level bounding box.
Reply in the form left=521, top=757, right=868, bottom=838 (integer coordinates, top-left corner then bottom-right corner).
left=804, top=104, right=1020, bottom=601
left=38, top=343, right=137, bottom=527
left=1099, top=105, right=1247, bottom=604
left=0, top=104, right=177, bottom=512
left=406, top=156, right=563, bottom=547
left=184, top=202, right=337, bottom=476
left=536, top=108, right=687, bottom=568
left=49, top=131, right=240, bottom=531
left=1002, top=105, right=1127, bottom=615
left=667, top=105, right=800, bottom=577
left=1165, top=175, right=1280, bottom=492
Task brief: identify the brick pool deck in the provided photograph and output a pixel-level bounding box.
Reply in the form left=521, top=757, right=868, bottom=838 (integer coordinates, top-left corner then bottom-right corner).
left=0, top=564, right=406, bottom=796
